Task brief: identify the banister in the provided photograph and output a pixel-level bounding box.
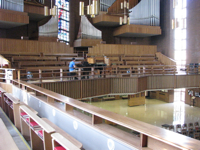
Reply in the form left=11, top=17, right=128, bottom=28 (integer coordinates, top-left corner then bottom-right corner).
left=10, top=79, right=200, bottom=150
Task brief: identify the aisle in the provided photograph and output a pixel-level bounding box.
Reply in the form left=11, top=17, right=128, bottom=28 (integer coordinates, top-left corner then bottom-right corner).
left=0, top=107, right=31, bottom=150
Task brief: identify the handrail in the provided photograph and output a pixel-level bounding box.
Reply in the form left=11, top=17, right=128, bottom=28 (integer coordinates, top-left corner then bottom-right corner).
left=15, top=65, right=177, bottom=82
left=10, top=79, right=200, bottom=150
left=156, top=52, right=176, bottom=66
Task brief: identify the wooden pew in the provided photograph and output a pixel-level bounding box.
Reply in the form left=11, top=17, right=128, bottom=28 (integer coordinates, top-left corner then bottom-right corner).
left=0, top=87, right=6, bottom=108
left=12, top=56, right=57, bottom=62
left=43, top=53, right=78, bottom=57
left=2, top=93, right=38, bottom=131
left=51, top=133, right=80, bottom=150
left=126, top=61, right=160, bottom=65
left=122, top=57, right=155, bottom=61
left=0, top=118, right=19, bottom=150
left=18, top=61, right=66, bottom=68
left=20, top=105, right=55, bottom=150
left=42, top=118, right=82, bottom=149
left=110, top=61, right=124, bottom=65
left=58, top=57, right=84, bottom=61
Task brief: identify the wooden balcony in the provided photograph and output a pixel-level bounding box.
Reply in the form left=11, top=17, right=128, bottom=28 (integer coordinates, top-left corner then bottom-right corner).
left=92, top=14, right=120, bottom=27
left=113, top=24, right=162, bottom=37
left=0, top=9, right=29, bottom=28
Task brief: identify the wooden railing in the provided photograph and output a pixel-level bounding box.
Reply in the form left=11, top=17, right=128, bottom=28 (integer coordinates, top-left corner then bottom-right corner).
left=156, top=52, right=176, bottom=66
left=7, top=79, right=200, bottom=150
left=15, top=65, right=177, bottom=82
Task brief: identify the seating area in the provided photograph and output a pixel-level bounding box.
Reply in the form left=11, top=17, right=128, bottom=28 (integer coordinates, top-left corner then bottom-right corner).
left=0, top=52, right=83, bottom=69
left=162, top=122, right=200, bottom=139
left=0, top=87, right=82, bottom=150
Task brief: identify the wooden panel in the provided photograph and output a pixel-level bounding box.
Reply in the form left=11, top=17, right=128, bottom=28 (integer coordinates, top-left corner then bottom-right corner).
left=89, top=44, right=157, bottom=56
left=74, top=39, right=102, bottom=47
left=156, top=52, right=176, bottom=66
left=24, top=3, right=44, bottom=15
left=138, top=77, right=147, bottom=92
left=113, top=25, right=161, bottom=37
left=0, top=9, right=29, bottom=24
left=82, top=78, right=111, bottom=98
left=176, top=75, right=200, bottom=88
left=42, top=81, right=82, bottom=99
left=148, top=137, right=181, bottom=150
left=0, top=38, right=73, bottom=53
left=147, top=76, right=175, bottom=90
left=111, top=78, right=138, bottom=93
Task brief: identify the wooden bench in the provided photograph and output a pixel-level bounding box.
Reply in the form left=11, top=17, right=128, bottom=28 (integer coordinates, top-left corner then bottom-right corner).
left=0, top=118, right=19, bottom=150
left=110, top=61, right=124, bottom=65
left=122, top=57, right=155, bottom=61
left=20, top=105, right=55, bottom=150
left=107, top=57, right=119, bottom=61
left=12, top=56, right=57, bottom=62
left=43, top=53, right=78, bottom=57
left=126, top=61, right=160, bottom=65
left=51, top=133, right=81, bottom=150
left=0, top=87, right=6, bottom=108
left=18, top=61, right=66, bottom=68
left=42, top=118, right=82, bottom=149
left=58, top=57, right=84, bottom=61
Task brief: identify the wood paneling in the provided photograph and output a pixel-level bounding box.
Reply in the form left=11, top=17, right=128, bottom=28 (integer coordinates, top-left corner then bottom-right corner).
left=113, top=24, right=162, bottom=37
left=24, top=3, right=44, bottom=15
left=81, top=78, right=111, bottom=98
left=41, top=81, right=82, bottom=99
left=89, top=44, right=157, bottom=55
left=111, top=78, right=138, bottom=93
left=0, top=38, right=73, bottom=53
left=0, top=9, right=29, bottom=25
left=138, top=77, right=147, bottom=92
left=74, top=39, right=102, bottom=47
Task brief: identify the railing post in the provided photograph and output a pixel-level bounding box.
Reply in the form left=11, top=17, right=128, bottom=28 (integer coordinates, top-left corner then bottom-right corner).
left=78, top=68, right=81, bottom=80
left=60, top=69, right=63, bottom=81
left=39, top=69, right=42, bottom=82
left=91, top=67, right=94, bottom=79
left=18, top=70, right=21, bottom=80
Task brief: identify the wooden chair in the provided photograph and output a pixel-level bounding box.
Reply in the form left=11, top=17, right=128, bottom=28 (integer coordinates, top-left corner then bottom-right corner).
left=182, top=123, right=187, bottom=129
left=176, top=124, right=181, bottom=133
left=181, top=129, right=187, bottom=136
left=194, top=122, right=199, bottom=127
left=194, top=132, right=200, bottom=140
left=168, top=125, right=174, bottom=131
left=188, top=128, right=194, bottom=138
left=188, top=123, right=193, bottom=129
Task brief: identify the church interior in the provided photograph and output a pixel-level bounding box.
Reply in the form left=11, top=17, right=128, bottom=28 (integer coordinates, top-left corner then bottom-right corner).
left=0, top=0, right=200, bottom=149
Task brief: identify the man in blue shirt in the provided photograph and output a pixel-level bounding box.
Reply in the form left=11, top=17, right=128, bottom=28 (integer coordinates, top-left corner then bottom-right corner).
left=69, top=58, right=76, bottom=72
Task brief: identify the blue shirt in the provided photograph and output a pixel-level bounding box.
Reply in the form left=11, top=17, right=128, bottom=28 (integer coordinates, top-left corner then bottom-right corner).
left=69, top=61, right=75, bottom=72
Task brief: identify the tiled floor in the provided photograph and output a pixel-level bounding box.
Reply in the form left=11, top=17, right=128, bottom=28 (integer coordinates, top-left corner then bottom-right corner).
left=87, top=98, right=200, bottom=127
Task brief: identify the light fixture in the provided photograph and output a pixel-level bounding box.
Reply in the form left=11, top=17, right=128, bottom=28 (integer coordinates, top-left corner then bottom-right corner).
left=44, top=6, right=48, bottom=16
left=119, top=0, right=130, bottom=25
left=50, top=5, right=57, bottom=17
left=79, top=0, right=99, bottom=18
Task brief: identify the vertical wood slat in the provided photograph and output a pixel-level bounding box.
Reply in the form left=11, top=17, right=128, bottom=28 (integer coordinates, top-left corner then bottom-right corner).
left=0, top=38, right=73, bottom=53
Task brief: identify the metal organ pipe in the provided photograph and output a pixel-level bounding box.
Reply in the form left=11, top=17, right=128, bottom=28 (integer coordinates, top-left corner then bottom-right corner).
left=129, top=0, right=160, bottom=26
left=0, top=0, right=24, bottom=12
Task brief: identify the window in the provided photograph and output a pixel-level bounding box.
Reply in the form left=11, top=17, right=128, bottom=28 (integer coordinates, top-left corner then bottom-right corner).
left=56, top=0, right=70, bottom=44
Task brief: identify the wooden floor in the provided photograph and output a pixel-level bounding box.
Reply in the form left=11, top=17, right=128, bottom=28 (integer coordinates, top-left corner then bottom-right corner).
left=88, top=98, right=200, bottom=128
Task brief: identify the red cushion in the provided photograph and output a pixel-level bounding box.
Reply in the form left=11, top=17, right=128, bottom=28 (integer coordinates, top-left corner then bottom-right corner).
left=30, top=121, right=39, bottom=127
left=38, top=130, right=43, bottom=137
left=26, top=118, right=30, bottom=123
left=54, top=146, right=66, bottom=150
left=21, top=112, right=27, bottom=116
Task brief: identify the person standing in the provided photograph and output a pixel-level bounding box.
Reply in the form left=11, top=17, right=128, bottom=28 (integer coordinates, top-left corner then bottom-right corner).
left=69, top=58, right=76, bottom=72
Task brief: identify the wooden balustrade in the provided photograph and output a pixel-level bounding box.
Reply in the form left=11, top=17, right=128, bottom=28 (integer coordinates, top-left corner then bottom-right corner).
left=7, top=79, right=200, bottom=150
left=156, top=52, right=176, bottom=66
